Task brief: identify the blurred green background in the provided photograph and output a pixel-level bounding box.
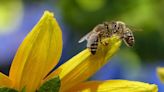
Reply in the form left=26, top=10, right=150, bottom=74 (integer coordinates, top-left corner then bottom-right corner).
left=0, top=0, right=164, bottom=91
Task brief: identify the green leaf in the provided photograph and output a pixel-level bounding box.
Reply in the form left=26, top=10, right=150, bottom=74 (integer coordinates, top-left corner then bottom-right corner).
left=38, top=76, right=60, bottom=92
left=0, top=87, right=18, bottom=92
left=21, top=86, right=26, bottom=92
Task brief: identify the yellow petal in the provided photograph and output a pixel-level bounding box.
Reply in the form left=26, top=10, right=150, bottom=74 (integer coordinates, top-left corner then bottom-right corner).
left=45, top=35, right=121, bottom=91
left=9, top=11, right=62, bottom=91
left=157, top=67, right=164, bottom=83
left=68, top=80, right=158, bottom=92
left=0, top=72, right=12, bottom=87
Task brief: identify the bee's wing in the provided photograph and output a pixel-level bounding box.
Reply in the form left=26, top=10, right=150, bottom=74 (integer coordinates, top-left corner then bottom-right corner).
left=86, top=33, right=99, bottom=48
left=78, top=32, right=91, bottom=43
left=126, top=25, right=143, bottom=32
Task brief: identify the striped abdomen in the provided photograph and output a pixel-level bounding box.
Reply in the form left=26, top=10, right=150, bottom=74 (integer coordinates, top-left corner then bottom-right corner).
left=90, top=39, right=98, bottom=55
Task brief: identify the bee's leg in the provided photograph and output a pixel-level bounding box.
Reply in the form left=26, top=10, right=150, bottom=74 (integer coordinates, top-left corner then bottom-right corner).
left=102, top=39, right=109, bottom=46
left=99, top=35, right=109, bottom=46
left=99, top=35, right=107, bottom=46
left=104, top=32, right=112, bottom=45
left=99, top=34, right=103, bottom=44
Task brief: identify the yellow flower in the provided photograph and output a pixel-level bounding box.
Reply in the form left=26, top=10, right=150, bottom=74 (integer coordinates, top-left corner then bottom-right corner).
left=0, top=11, right=158, bottom=92
left=157, top=67, right=164, bottom=83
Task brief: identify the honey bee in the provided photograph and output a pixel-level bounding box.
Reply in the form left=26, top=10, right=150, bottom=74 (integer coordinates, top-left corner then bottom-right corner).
left=78, top=21, right=136, bottom=55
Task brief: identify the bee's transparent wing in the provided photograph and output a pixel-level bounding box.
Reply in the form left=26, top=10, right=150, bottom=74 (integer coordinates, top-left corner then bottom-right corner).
left=86, top=33, right=98, bottom=48
left=78, top=32, right=91, bottom=43
left=126, top=25, right=143, bottom=32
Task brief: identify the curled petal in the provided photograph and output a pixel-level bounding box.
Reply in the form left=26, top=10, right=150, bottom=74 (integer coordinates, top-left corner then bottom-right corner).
left=68, top=80, right=158, bottom=92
